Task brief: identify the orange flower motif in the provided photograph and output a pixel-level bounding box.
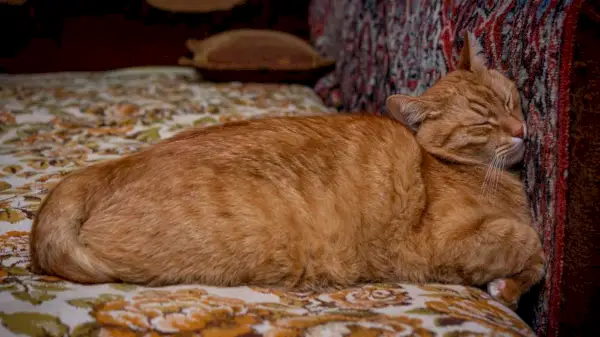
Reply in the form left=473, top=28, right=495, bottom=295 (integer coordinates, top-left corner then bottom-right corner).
left=268, top=313, right=433, bottom=337
left=92, top=288, right=282, bottom=336
left=325, top=284, right=411, bottom=310
left=87, top=125, right=134, bottom=136
left=97, top=327, right=138, bottom=337
left=117, top=104, right=139, bottom=117
left=251, top=287, right=317, bottom=307
left=425, top=296, right=533, bottom=337
left=0, top=231, right=30, bottom=261
left=417, top=284, right=491, bottom=301
left=0, top=111, right=16, bottom=125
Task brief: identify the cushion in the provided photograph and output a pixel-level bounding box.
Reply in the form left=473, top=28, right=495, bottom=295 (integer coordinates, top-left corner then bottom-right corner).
left=147, top=0, right=246, bottom=13
left=179, top=29, right=335, bottom=85
left=0, top=68, right=533, bottom=336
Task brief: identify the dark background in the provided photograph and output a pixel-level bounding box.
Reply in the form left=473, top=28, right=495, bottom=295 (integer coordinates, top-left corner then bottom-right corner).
left=0, top=0, right=311, bottom=73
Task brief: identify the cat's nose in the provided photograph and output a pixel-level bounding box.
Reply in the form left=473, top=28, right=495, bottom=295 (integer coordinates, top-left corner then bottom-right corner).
left=512, top=123, right=526, bottom=139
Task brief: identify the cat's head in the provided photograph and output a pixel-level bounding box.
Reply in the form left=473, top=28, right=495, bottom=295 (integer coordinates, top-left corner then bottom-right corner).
left=387, top=32, right=526, bottom=167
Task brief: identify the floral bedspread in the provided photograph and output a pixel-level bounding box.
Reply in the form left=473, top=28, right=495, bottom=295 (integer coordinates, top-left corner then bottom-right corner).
left=0, top=68, right=534, bottom=337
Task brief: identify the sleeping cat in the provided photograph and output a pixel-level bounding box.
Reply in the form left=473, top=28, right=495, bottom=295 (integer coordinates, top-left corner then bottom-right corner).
left=30, top=33, right=544, bottom=310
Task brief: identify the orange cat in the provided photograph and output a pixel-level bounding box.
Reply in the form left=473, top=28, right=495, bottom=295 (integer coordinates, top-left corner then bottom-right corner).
left=30, top=33, right=544, bottom=310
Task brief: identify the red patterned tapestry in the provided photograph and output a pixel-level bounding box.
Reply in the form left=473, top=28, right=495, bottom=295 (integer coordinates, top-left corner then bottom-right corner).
left=308, top=0, right=583, bottom=336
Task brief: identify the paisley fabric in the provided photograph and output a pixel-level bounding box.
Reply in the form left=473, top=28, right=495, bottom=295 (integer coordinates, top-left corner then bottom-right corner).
left=308, top=1, right=583, bottom=335
left=0, top=68, right=535, bottom=336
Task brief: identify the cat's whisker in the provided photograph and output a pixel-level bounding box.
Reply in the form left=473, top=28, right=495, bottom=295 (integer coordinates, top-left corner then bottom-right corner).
left=482, top=154, right=499, bottom=197
left=495, top=146, right=512, bottom=158
left=482, top=151, right=509, bottom=198
left=481, top=158, right=493, bottom=195
left=487, top=155, right=501, bottom=196
left=492, top=154, right=505, bottom=196
left=489, top=157, right=500, bottom=197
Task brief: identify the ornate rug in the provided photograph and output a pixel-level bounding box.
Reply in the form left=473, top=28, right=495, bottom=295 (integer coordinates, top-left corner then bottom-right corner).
left=308, top=1, right=583, bottom=335
left=0, top=68, right=533, bottom=336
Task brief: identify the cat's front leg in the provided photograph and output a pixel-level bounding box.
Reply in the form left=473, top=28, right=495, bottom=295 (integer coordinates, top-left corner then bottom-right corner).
left=439, top=217, right=546, bottom=310
left=481, top=220, right=546, bottom=310
left=486, top=243, right=545, bottom=310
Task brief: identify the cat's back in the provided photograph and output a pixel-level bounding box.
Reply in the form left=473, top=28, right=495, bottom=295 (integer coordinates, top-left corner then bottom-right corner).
left=113, top=115, right=426, bottom=286
left=74, top=114, right=421, bottom=210
left=32, top=114, right=427, bottom=286
left=152, top=114, right=417, bottom=160
left=132, top=114, right=421, bottom=183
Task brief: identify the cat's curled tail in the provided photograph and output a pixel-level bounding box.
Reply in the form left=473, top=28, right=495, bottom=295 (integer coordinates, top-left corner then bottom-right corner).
left=29, top=172, right=115, bottom=283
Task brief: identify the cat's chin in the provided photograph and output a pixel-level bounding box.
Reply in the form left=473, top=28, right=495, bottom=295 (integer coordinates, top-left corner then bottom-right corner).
left=488, top=138, right=525, bottom=168
left=506, top=154, right=525, bottom=168
left=505, top=138, right=526, bottom=167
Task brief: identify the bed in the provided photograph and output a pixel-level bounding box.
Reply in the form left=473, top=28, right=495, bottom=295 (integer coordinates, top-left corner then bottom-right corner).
left=0, top=68, right=534, bottom=336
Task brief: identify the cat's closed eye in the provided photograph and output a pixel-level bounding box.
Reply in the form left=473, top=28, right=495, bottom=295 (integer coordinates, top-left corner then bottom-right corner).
left=467, top=124, right=493, bottom=137
left=504, top=93, right=515, bottom=111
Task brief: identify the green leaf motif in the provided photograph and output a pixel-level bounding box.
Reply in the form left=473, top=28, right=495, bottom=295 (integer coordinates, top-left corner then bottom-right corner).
left=0, top=181, right=11, bottom=191
left=0, top=312, right=68, bottom=337
left=85, top=142, right=99, bottom=151
left=6, top=266, right=30, bottom=276
left=71, top=322, right=101, bottom=337
left=66, top=299, right=95, bottom=309
left=26, top=160, right=49, bottom=170
left=3, top=165, right=23, bottom=174
left=136, top=127, right=161, bottom=143
left=0, top=208, right=25, bottom=223
left=23, top=195, right=42, bottom=202
left=109, top=283, right=138, bottom=292
left=0, top=284, right=18, bottom=292
left=0, top=125, right=15, bottom=134
left=168, top=123, right=185, bottom=132
left=31, top=283, right=70, bottom=292
left=98, top=293, right=124, bottom=301
left=3, top=138, right=20, bottom=145
left=48, top=109, right=70, bottom=119
left=193, top=116, right=218, bottom=126
left=12, top=290, right=56, bottom=305
left=16, top=130, right=30, bottom=139
left=67, top=293, right=123, bottom=309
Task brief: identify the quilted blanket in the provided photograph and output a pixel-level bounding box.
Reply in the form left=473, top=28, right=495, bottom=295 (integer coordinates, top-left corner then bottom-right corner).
left=0, top=68, right=534, bottom=336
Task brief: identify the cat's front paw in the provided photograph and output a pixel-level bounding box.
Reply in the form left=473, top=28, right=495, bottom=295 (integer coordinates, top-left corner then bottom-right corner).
left=487, top=278, right=519, bottom=310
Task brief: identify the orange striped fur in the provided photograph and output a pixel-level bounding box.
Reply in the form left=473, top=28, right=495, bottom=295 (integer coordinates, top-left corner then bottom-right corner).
left=30, top=33, right=544, bottom=309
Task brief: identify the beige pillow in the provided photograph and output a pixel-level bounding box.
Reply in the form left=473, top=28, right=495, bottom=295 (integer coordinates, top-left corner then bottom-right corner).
left=179, top=29, right=335, bottom=84
left=146, top=0, right=246, bottom=13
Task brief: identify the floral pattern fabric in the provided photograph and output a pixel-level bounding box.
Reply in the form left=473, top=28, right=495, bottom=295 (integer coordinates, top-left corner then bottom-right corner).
left=0, top=68, right=533, bottom=336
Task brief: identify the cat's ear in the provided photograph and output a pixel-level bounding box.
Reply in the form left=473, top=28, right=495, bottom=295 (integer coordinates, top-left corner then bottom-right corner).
left=457, top=31, right=487, bottom=73
left=386, top=94, right=437, bottom=130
